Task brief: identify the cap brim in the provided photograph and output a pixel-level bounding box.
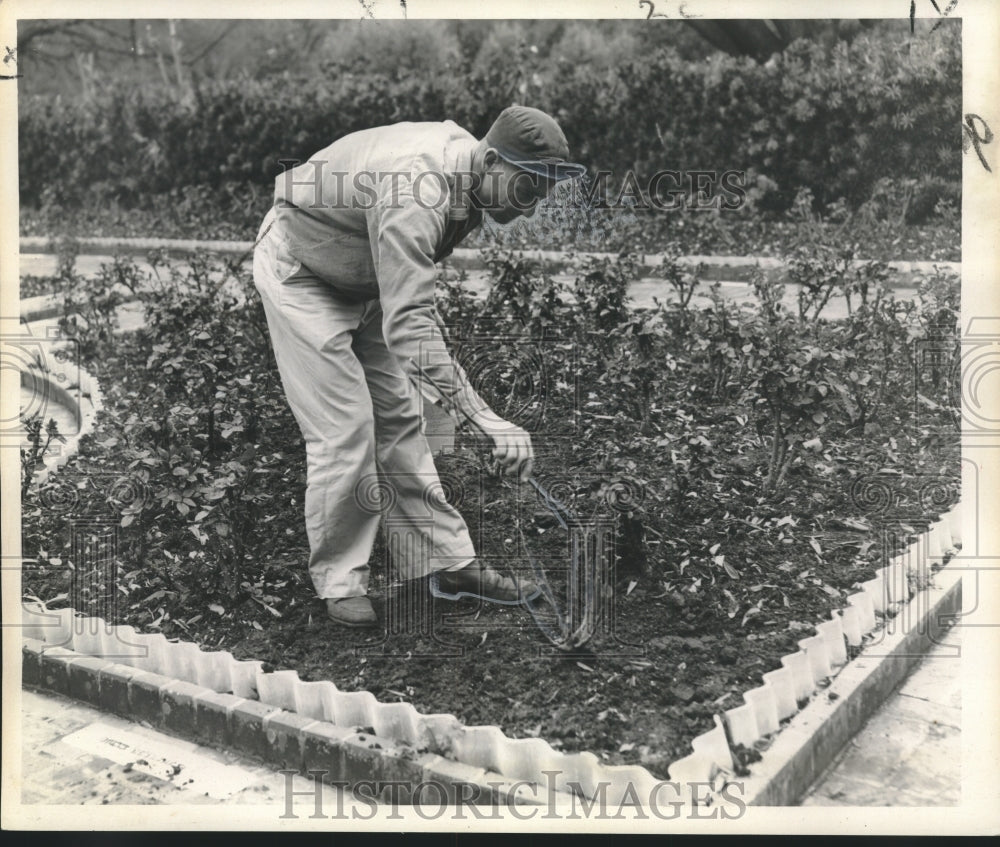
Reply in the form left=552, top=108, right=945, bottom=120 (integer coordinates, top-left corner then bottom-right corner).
left=496, top=151, right=587, bottom=182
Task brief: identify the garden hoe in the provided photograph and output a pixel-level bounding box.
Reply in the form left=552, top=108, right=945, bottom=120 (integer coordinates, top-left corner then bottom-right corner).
left=408, top=358, right=602, bottom=652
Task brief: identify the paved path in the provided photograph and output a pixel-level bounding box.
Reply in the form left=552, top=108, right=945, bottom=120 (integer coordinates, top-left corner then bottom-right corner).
left=16, top=687, right=365, bottom=813
left=20, top=253, right=920, bottom=322
left=800, top=627, right=961, bottom=806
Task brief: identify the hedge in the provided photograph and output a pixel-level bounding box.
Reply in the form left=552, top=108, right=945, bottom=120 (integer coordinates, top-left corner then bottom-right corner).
left=19, top=26, right=960, bottom=221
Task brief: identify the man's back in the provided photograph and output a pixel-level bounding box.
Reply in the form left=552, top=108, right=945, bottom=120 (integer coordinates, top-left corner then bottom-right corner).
left=273, top=120, right=479, bottom=297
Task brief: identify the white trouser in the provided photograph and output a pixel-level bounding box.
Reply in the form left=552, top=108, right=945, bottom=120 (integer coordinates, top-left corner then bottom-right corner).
left=252, top=210, right=475, bottom=599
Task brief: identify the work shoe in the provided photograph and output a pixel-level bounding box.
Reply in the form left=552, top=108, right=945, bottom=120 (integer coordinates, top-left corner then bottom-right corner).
left=325, top=596, right=378, bottom=628
left=431, top=561, right=540, bottom=605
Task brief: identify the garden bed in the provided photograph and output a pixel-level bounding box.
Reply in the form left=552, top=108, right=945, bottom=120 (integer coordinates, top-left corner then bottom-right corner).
left=20, top=246, right=961, bottom=779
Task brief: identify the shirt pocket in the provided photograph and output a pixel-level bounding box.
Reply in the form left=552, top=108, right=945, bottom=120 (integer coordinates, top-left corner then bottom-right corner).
left=288, top=233, right=379, bottom=304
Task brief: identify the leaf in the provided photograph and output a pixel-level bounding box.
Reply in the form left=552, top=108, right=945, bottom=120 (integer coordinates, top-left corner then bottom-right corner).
left=208, top=603, right=225, bottom=615
left=776, top=514, right=795, bottom=527
left=709, top=543, right=721, bottom=555
left=723, top=561, right=740, bottom=580
left=251, top=620, right=264, bottom=631
left=722, top=588, right=739, bottom=617
left=809, top=536, right=823, bottom=557
left=252, top=597, right=282, bottom=617
left=831, top=517, right=871, bottom=531
left=741, top=603, right=763, bottom=627
left=120, top=514, right=135, bottom=528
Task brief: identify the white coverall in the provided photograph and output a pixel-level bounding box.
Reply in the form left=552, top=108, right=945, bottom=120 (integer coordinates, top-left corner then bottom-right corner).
left=252, top=120, right=491, bottom=600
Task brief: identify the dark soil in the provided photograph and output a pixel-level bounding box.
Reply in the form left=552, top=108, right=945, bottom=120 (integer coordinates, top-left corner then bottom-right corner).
left=206, top=431, right=955, bottom=779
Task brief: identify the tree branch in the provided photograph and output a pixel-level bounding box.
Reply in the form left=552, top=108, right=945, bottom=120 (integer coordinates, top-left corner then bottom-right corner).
left=16, top=20, right=86, bottom=54
left=187, top=21, right=240, bottom=66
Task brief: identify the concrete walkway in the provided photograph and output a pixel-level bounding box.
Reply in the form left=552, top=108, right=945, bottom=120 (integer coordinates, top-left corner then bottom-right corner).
left=15, top=687, right=365, bottom=812
left=20, top=253, right=920, bottom=323
left=800, top=627, right=961, bottom=806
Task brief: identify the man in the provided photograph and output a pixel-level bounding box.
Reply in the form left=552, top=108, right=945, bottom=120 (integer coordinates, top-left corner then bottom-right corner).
left=253, top=106, right=585, bottom=628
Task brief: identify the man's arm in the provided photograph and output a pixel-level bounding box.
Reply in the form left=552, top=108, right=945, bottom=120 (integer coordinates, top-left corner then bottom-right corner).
left=367, top=185, right=489, bottom=423
left=367, top=185, right=534, bottom=479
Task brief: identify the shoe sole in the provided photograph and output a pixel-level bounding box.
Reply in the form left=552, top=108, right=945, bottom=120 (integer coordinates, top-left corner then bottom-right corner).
left=430, top=576, right=541, bottom=606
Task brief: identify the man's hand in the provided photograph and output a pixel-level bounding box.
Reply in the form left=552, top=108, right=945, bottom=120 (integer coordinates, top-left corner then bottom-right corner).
left=470, top=409, right=534, bottom=482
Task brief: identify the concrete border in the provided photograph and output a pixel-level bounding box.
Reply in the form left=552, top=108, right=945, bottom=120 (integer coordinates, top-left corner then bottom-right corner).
left=20, top=236, right=958, bottom=284
left=17, top=341, right=104, bottom=490
left=740, top=559, right=963, bottom=806
left=21, top=637, right=542, bottom=807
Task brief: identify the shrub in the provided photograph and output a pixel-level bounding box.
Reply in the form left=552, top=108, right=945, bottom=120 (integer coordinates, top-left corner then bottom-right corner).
left=57, top=251, right=144, bottom=361
left=20, top=416, right=65, bottom=499
left=42, top=251, right=305, bottom=607
left=22, top=240, right=960, bottom=630
left=19, top=24, right=960, bottom=224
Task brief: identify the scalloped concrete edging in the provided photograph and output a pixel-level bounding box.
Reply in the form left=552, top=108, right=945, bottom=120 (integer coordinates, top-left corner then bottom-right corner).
left=740, top=557, right=962, bottom=805
left=20, top=637, right=541, bottom=807
left=19, top=341, right=104, bottom=491
left=20, top=236, right=958, bottom=285
left=667, top=502, right=965, bottom=805
left=19, top=602, right=663, bottom=806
